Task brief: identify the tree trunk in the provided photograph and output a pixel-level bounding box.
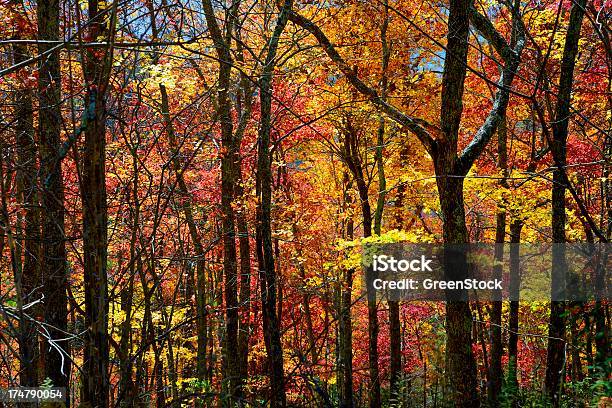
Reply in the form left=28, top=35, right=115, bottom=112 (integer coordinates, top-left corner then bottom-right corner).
left=12, top=36, right=40, bottom=388
left=488, top=118, right=508, bottom=405
left=118, top=155, right=138, bottom=407
left=435, top=1, right=478, bottom=402
left=200, top=0, right=241, bottom=398
left=255, top=3, right=293, bottom=406
left=236, top=185, right=252, bottom=382
left=37, top=0, right=70, bottom=399
left=233, top=9, right=255, bottom=386
left=507, top=219, right=523, bottom=408
left=81, top=0, right=114, bottom=405
left=390, top=145, right=409, bottom=398
left=594, top=85, right=610, bottom=373
left=375, top=1, right=402, bottom=398
left=341, top=116, right=381, bottom=407
left=339, top=173, right=354, bottom=408
left=219, top=83, right=241, bottom=403
left=545, top=1, right=586, bottom=404
left=81, top=86, right=110, bottom=408
left=434, top=162, right=478, bottom=407
left=293, top=224, right=318, bottom=365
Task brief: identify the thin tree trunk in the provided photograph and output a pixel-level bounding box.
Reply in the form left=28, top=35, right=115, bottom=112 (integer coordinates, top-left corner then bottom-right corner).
left=256, top=3, right=293, bottom=406
left=12, top=35, right=40, bottom=388
left=81, top=0, right=115, bottom=405
left=341, top=117, right=381, bottom=407
left=159, top=82, right=210, bottom=383
left=389, top=145, right=409, bottom=399
left=236, top=186, right=252, bottom=382
left=37, top=0, right=70, bottom=398
left=200, top=0, right=241, bottom=399
left=374, top=0, right=402, bottom=398
left=293, top=224, right=318, bottom=365
left=488, top=118, right=508, bottom=405
left=339, top=173, right=354, bottom=408
left=594, top=100, right=610, bottom=370
left=507, top=220, right=523, bottom=408
left=119, top=155, right=139, bottom=407
left=233, top=14, right=255, bottom=384
left=545, top=1, right=586, bottom=404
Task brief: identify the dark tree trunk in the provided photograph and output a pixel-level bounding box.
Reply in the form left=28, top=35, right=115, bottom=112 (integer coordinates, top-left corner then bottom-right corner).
left=375, top=1, right=402, bottom=398
left=343, top=120, right=381, bottom=408
left=12, top=36, right=40, bottom=388
left=293, top=224, right=318, bottom=365
left=117, top=154, right=139, bottom=407
left=436, top=0, right=478, bottom=404
left=236, top=185, right=252, bottom=381
left=434, top=166, right=478, bottom=407
left=594, top=73, right=610, bottom=379
left=232, top=13, right=255, bottom=385
left=119, top=263, right=136, bottom=406
left=488, top=118, right=508, bottom=405
left=200, top=0, right=241, bottom=398
left=81, top=0, right=114, bottom=405
left=339, top=173, right=354, bottom=408
left=219, top=76, right=241, bottom=403
left=390, top=145, right=409, bottom=398
left=507, top=220, right=523, bottom=408
left=37, top=0, right=69, bottom=398
left=81, top=88, right=110, bottom=408
left=388, top=300, right=401, bottom=395
left=545, top=1, right=586, bottom=404
left=255, top=3, right=293, bottom=406
left=256, top=64, right=287, bottom=408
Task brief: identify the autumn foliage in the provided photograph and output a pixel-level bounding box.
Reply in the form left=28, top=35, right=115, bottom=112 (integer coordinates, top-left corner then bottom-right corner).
left=0, top=0, right=610, bottom=407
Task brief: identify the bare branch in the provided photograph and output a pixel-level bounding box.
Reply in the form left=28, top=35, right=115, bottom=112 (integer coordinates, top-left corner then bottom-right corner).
left=287, top=9, right=438, bottom=153
left=468, top=6, right=515, bottom=63
left=458, top=4, right=526, bottom=173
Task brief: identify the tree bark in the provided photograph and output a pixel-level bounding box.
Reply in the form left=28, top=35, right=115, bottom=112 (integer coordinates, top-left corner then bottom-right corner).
left=236, top=181, right=252, bottom=382
left=81, top=0, right=114, bottom=405
left=507, top=220, right=523, bottom=408
left=436, top=0, right=478, bottom=405
left=118, top=180, right=137, bottom=407
left=341, top=118, right=380, bottom=407
left=231, top=10, right=255, bottom=386
left=488, top=117, right=508, bottom=406
left=545, top=1, right=586, bottom=404
left=338, top=173, right=354, bottom=408
left=37, top=0, right=70, bottom=399
left=12, top=34, right=41, bottom=388
left=255, top=2, right=293, bottom=406
left=200, top=0, right=241, bottom=399
left=389, top=145, right=409, bottom=399
left=434, top=168, right=478, bottom=407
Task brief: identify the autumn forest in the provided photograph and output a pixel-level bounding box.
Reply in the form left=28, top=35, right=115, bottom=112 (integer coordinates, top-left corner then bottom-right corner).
left=0, top=0, right=610, bottom=406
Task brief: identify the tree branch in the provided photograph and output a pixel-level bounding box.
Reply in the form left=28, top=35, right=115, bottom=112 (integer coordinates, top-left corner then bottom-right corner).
left=287, top=9, right=437, bottom=154
left=468, top=6, right=515, bottom=64
left=458, top=4, right=526, bottom=173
